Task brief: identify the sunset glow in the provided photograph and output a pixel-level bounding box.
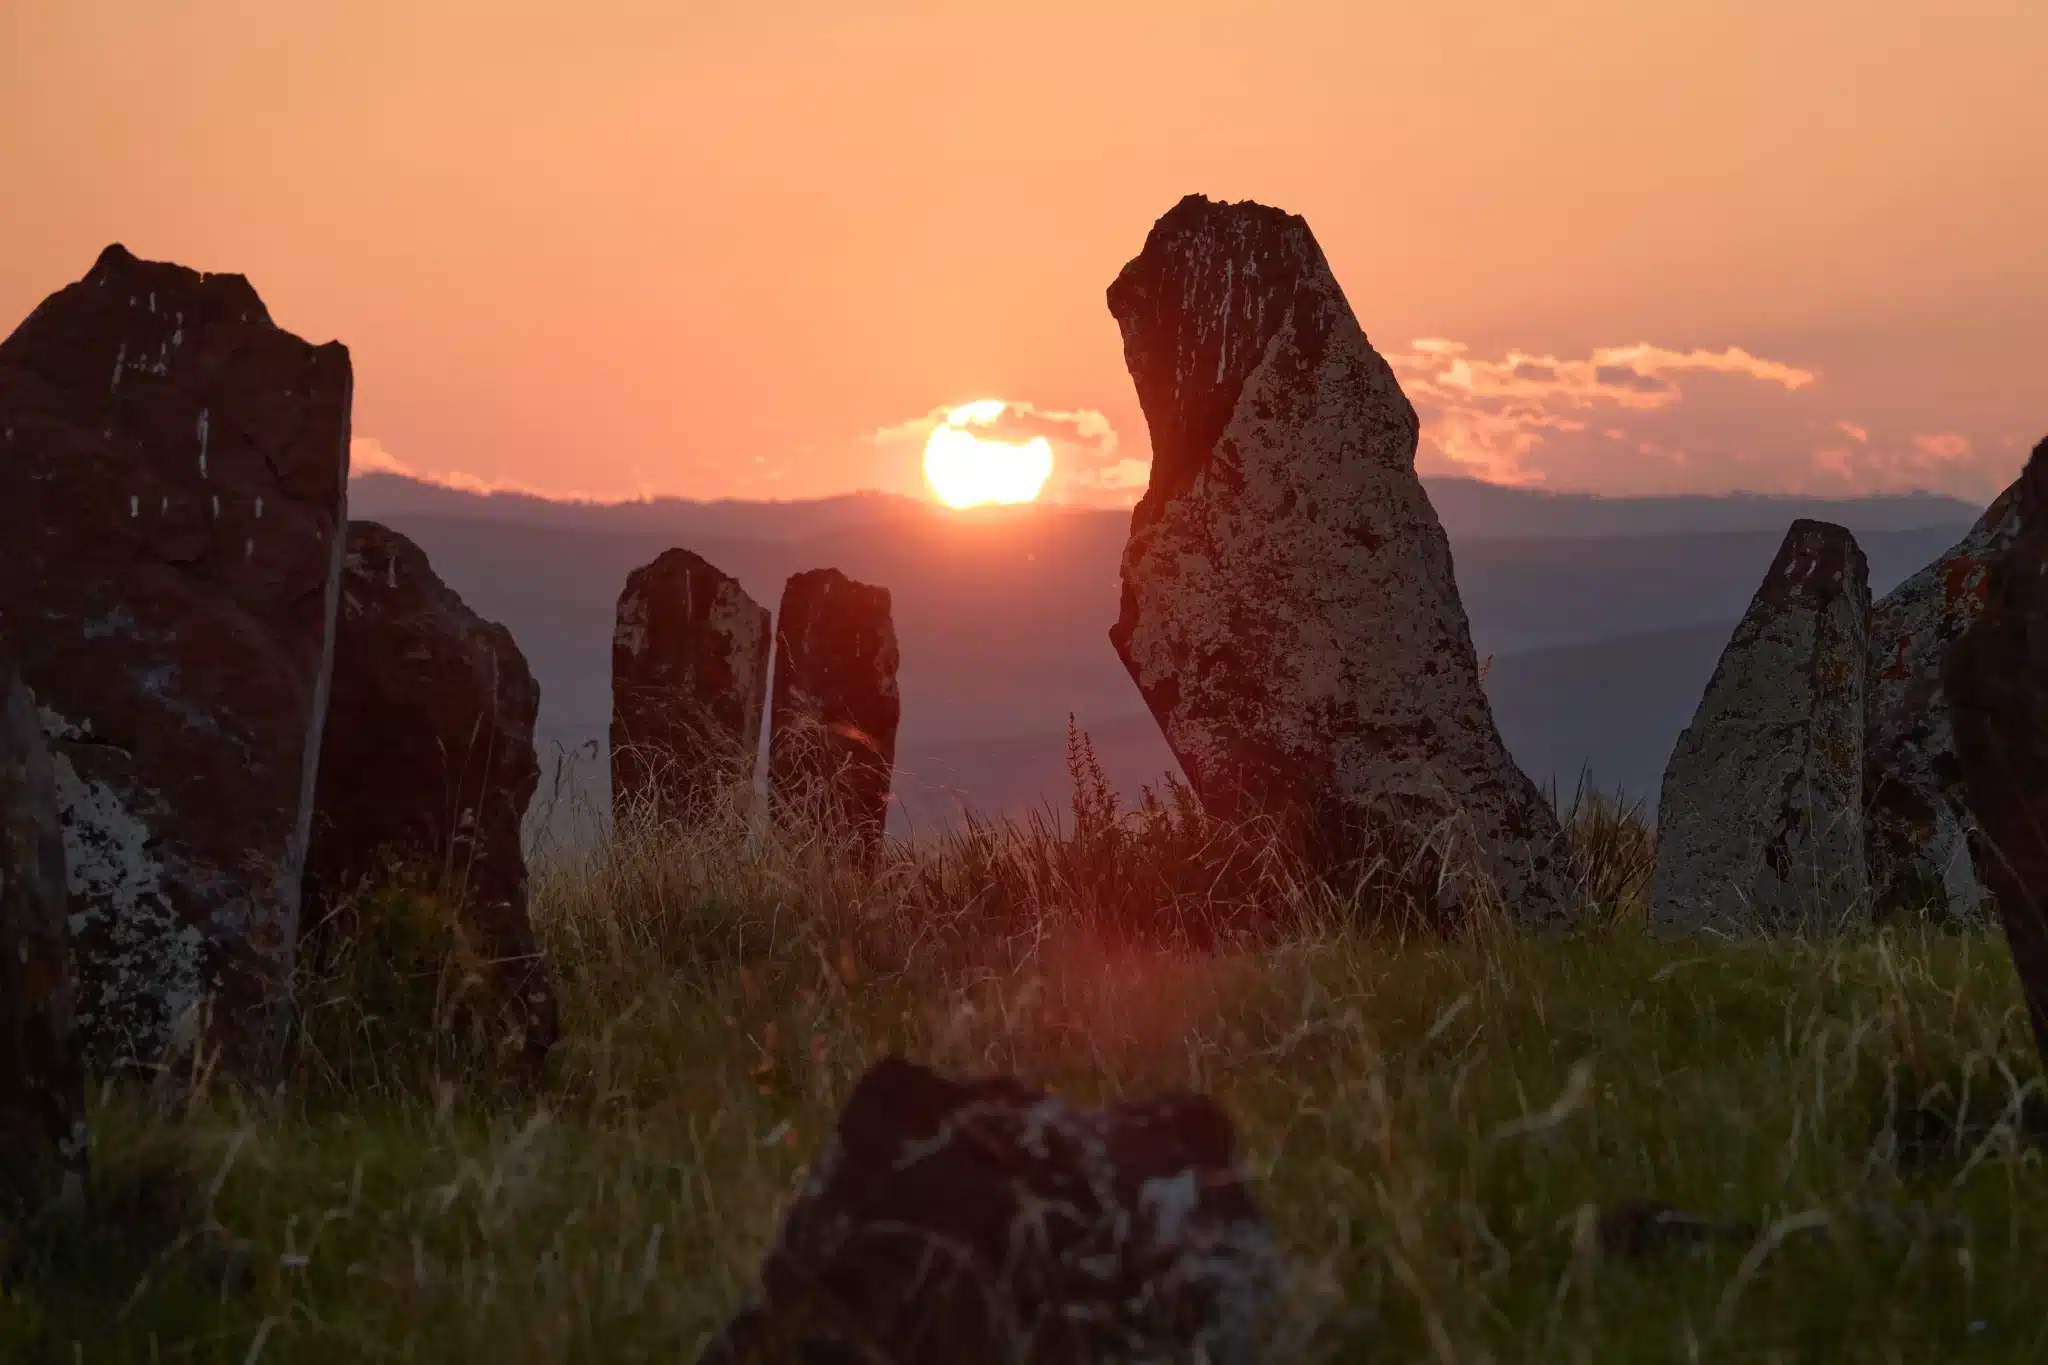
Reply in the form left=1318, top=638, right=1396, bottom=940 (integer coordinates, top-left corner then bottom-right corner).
left=922, top=401, right=1055, bottom=508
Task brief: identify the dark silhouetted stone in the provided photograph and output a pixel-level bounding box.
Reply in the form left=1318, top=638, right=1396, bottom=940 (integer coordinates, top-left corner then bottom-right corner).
left=0, top=670, right=88, bottom=1219
left=769, top=569, right=899, bottom=853
left=1104, top=194, right=1568, bottom=921
left=1650, top=520, right=1870, bottom=932
left=1865, top=472, right=2037, bottom=923
left=697, top=1055, right=1276, bottom=1365
left=610, top=549, right=770, bottom=822
left=0, top=245, right=351, bottom=1075
left=304, top=522, right=557, bottom=1068
left=1945, top=436, right=2048, bottom=1068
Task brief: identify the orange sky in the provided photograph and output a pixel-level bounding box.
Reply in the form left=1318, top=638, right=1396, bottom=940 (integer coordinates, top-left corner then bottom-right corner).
left=3, top=0, right=2042, bottom=507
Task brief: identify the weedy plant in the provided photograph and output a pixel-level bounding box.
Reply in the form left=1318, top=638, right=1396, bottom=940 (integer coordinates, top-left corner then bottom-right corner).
left=1, top=729, right=2044, bottom=1362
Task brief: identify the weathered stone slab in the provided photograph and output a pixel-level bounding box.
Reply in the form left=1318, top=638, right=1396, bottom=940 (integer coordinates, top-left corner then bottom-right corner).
left=1865, top=471, right=2036, bottom=923
left=1649, top=519, right=1870, bottom=932
left=610, top=548, right=770, bottom=823
left=768, top=568, right=900, bottom=853
left=0, top=669, right=88, bottom=1219
left=1945, top=436, right=2048, bottom=1067
left=697, top=1055, right=1277, bottom=1365
left=304, top=522, right=557, bottom=1068
left=0, top=245, right=351, bottom=1074
left=1104, top=194, right=1568, bottom=921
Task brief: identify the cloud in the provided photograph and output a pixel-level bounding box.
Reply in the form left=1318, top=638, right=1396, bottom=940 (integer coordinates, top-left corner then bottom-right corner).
left=868, top=399, right=1128, bottom=503
left=348, top=437, right=578, bottom=499
left=1377, top=338, right=2017, bottom=498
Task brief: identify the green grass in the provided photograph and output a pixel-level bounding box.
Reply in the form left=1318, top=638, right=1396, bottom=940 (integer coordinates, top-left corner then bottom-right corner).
left=2, top=747, right=2044, bottom=1362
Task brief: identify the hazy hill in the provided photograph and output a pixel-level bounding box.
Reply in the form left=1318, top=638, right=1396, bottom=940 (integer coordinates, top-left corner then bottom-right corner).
left=352, top=471, right=1978, bottom=544
left=346, top=475, right=1984, bottom=842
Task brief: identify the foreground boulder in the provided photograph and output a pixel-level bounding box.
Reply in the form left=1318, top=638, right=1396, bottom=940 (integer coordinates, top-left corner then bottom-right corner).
left=0, top=670, right=88, bottom=1219
left=304, top=522, right=557, bottom=1067
left=698, top=1055, right=1277, bottom=1365
left=0, top=245, right=351, bottom=1074
left=1865, top=470, right=2038, bottom=923
left=610, top=549, right=771, bottom=822
left=1105, top=194, right=1567, bottom=921
left=1649, top=520, right=1870, bottom=932
left=1945, top=436, right=2048, bottom=1066
left=768, top=569, right=900, bottom=852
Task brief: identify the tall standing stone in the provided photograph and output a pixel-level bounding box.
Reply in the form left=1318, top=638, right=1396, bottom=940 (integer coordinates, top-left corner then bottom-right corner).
left=0, top=670, right=88, bottom=1219
left=1865, top=471, right=2036, bottom=923
left=1944, top=436, right=2048, bottom=1067
left=769, top=569, right=900, bottom=854
left=1104, top=194, right=1567, bottom=921
left=610, top=549, right=771, bottom=822
left=0, top=245, right=351, bottom=1075
left=1649, top=520, right=1870, bottom=932
left=304, top=522, right=557, bottom=1068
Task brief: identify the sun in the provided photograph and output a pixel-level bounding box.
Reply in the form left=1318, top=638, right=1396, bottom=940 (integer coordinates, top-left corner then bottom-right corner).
left=922, top=400, right=1054, bottom=509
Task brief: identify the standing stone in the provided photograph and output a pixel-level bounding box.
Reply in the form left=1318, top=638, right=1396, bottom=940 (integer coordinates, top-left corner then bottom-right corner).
left=610, top=549, right=771, bottom=823
left=1104, top=194, right=1567, bottom=921
left=0, top=245, right=351, bottom=1075
left=769, top=569, right=900, bottom=853
left=1865, top=469, right=2037, bottom=923
left=697, top=1055, right=1278, bottom=1365
left=0, top=670, right=88, bottom=1219
left=1944, top=436, right=2048, bottom=1067
left=304, top=522, right=557, bottom=1068
left=1649, top=520, right=1870, bottom=932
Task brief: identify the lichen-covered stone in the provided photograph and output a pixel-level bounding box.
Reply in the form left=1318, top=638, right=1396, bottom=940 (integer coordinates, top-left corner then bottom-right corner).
left=1944, top=435, right=2048, bottom=1067
left=610, top=549, right=770, bottom=822
left=1649, top=520, right=1870, bottom=932
left=768, top=569, right=900, bottom=854
left=1865, top=472, right=2036, bottom=923
left=0, top=669, right=88, bottom=1219
left=697, top=1055, right=1278, bottom=1365
left=304, top=522, right=557, bottom=1068
left=1104, top=194, right=1568, bottom=921
left=0, top=245, right=351, bottom=1075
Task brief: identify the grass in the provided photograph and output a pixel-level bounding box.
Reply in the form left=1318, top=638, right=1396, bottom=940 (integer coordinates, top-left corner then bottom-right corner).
left=2, top=736, right=2044, bottom=1362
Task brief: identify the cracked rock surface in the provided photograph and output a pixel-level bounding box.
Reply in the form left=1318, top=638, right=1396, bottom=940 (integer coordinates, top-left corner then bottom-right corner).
left=1650, top=519, right=1870, bottom=932
left=698, top=1055, right=1278, bottom=1365
left=305, top=521, right=558, bottom=1069
left=0, top=245, right=351, bottom=1074
left=1105, top=194, right=1568, bottom=922
left=610, top=548, right=770, bottom=823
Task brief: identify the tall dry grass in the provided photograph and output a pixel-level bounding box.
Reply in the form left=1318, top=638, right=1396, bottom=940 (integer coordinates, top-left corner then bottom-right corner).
left=2, top=730, right=2043, bottom=1362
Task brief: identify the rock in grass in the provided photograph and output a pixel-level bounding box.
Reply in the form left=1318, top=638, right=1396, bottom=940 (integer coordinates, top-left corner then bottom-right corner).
left=697, top=1055, right=1277, bottom=1365
left=1944, top=435, right=2048, bottom=1068
left=0, top=245, right=352, bottom=1076
left=303, top=521, right=558, bottom=1068
left=768, top=568, right=900, bottom=854
left=0, top=669, right=88, bottom=1219
left=1649, top=519, right=1871, bottom=932
left=1865, top=464, right=2039, bottom=923
left=1104, top=194, right=1568, bottom=922
left=610, top=548, right=771, bottom=822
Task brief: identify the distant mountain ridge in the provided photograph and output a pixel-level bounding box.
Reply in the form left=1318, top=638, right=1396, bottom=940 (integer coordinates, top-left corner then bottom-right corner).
left=349, top=471, right=1982, bottom=543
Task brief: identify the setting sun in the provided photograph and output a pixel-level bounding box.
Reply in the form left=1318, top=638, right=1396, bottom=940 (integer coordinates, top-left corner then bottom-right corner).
left=922, top=401, right=1054, bottom=508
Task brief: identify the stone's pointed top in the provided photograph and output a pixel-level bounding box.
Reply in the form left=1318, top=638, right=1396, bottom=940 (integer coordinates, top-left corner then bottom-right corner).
left=1768, top=519, right=1868, bottom=595
left=2022, top=432, right=2048, bottom=493
left=89, top=243, right=139, bottom=275
left=1108, top=195, right=1387, bottom=525
left=78, top=242, right=272, bottom=329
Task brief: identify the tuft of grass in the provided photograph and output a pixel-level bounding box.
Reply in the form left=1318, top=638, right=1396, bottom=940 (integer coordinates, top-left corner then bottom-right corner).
left=3, top=735, right=2044, bottom=1361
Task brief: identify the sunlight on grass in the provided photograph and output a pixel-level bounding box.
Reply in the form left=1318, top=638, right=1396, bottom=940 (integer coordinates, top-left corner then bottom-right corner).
left=2, top=737, right=2043, bottom=1362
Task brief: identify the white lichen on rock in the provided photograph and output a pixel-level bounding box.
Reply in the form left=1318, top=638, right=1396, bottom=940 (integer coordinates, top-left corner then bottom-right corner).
left=1650, top=520, right=1870, bottom=933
